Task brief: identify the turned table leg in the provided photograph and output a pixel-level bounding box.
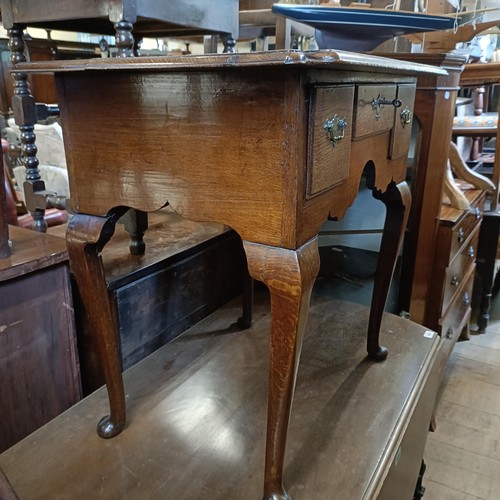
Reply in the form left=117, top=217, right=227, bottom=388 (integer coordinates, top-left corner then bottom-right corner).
left=122, top=208, right=148, bottom=256
left=8, top=25, right=46, bottom=232
left=368, top=181, right=411, bottom=360
left=66, top=211, right=128, bottom=438
left=243, top=237, right=320, bottom=500
left=114, top=20, right=135, bottom=58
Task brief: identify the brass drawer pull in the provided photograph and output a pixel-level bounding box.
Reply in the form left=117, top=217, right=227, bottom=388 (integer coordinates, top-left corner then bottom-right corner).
left=463, top=292, right=470, bottom=306
left=468, top=245, right=475, bottom=259
left=371, top=96, right=402, bottom=121
left=446, top=328, right=454, bottom=340
left=475, top=207, right=481, bottom=219
left=451, top=274, right=460, bottom=287
left=323, top=115, right=348, bottom=146
left=400, top=106, right=412, bottom=127
left=457, top=227, right=465, bottom=243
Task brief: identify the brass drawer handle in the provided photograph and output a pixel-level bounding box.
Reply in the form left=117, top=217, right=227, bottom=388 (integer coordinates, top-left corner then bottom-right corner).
left=400, top=106, right=412, bottom=127
left=468, top=245, right=475, bottom=259
left=463, top=292, right=470, bottom=306
left=371, top=95, right=402, bottom=121
left=451, top=274, right=460, bottom=287
left=323, top=115, right=348, bottom=146
left=446, top=328, right=454, bottom=340
left=457, top=227, right=465, bottom=243
left=475, top=207, right=481, bottom=219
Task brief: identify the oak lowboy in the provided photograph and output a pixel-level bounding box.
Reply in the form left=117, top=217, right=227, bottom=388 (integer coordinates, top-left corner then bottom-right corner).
left=18, top=50, right=444, bottom=499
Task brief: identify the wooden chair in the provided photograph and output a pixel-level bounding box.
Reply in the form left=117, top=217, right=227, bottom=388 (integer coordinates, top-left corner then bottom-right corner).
left=452, top=88, right=500, bottom=209
left=2, top=139, right=68, bottom=229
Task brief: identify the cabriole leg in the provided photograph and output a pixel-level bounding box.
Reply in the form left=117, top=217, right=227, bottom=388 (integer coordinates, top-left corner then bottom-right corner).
left=66, top=211, right=127, bottom=438
left=243, top=237, right=320, bottom=500
left=368, top=181, right=411, bottom=360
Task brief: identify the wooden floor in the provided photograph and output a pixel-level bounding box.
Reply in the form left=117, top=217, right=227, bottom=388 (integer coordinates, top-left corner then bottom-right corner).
left=423, top=294, right=500, bottom=500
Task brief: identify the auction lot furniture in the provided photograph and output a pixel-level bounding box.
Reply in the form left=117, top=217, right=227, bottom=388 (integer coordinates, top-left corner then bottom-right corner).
left=452, top=63, right=500, bottom=333
left=0, top=225, right=81, bottom=453
left=390, top=53, right=467, bottom=327
left=428, top=185, right=484, bottom=351
left=0, top=0, right=239, bottom=56
left=0, top=295, right=440, bottom=499
left=18, top=50, right=442, bottom=498
left=0, top=0, right=239, bottom=233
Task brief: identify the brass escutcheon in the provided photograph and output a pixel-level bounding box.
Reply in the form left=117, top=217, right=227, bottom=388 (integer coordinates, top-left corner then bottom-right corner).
left=371, top=95, right=402, bottom=121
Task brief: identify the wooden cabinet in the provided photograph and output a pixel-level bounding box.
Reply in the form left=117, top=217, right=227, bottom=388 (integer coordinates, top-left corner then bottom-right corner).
left=0, top=226, right=81, bottom=452
left=390, top=53, right=467, bottom=325
left=427, top=186, right=484, bottom=368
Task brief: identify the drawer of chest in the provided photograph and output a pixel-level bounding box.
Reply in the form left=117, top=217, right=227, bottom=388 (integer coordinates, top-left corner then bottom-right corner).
left=449, top=203, right=483, bottom=259
left=306, top=85, right=354, bottom=198
left=436, top=268, right=474, bottom=376
left=442, top=225, right=479, bottom=315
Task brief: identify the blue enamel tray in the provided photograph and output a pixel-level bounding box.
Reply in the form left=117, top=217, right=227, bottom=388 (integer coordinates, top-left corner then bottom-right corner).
left=271, top=4, right=457, bottom=51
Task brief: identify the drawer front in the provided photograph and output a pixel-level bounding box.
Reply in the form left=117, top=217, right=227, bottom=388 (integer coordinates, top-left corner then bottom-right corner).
left=437, top=268, right=474, bottom=375
left=449, top=203, right=483, bottom=260
left=354, top=84, right=397, bottom=139
left=442, top=225, right=479, bottom=315
left=390, top=84, right=416, bottom=160
left=306, top=85, right=354, bottom=198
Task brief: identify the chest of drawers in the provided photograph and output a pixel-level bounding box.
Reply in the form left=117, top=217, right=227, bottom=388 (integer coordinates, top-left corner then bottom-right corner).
left=427, top=186, right=484, bottom=373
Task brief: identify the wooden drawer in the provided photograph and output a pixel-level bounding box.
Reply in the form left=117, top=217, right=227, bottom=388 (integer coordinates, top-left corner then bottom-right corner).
left=436, top=266, right=474, bottom=375
left=354, top=84, right=397, bottom=139
left=442, top=224, right=479, bottom=315
left=449, top=202, right=483, bottom=261
left=306, top=85, right=354, bottom=198
left=390, top=83, right=416, bottom=159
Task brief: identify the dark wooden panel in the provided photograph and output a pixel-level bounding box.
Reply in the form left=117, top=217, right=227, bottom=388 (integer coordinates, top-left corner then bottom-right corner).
left=75, top=230, right=244, bottom=394
left=0, top=263, right=81, bottom=452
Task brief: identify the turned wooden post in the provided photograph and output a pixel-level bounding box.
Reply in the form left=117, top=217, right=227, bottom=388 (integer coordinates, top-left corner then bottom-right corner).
left=114, top=20, right=135, bottom=57
left=8, top=25, right=46, bottom=232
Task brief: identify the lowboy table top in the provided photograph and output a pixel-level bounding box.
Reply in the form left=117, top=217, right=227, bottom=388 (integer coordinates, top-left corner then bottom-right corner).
left=18, top=49, right=447, bottom=75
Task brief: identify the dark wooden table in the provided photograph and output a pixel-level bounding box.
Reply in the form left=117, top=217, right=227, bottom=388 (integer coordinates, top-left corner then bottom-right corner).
left=19, top=50, right=443, bottom=499
left=0, top=294, right=440, bottom=500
